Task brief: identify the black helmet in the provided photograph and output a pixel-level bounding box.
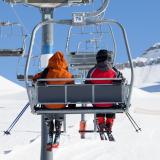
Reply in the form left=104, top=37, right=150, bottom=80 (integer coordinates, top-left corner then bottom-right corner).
left=96, top=49, right=113, bottom=63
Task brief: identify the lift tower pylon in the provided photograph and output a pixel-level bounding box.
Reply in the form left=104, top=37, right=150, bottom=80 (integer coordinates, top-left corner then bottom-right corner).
left=40, top=8, right=54, bottom=160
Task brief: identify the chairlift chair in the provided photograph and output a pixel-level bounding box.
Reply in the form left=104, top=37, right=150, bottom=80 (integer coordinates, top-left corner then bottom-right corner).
left=7, top=0, right=134, bottom=130
left=0, top=21, right=26, bottom=57
left=23, top=17, right=134, bottom=116
left=66, top=23, right=117, bottom=70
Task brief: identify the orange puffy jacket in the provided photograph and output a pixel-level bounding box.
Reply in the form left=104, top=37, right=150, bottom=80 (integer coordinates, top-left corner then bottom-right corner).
left=33, top=51, right=74, bottom=109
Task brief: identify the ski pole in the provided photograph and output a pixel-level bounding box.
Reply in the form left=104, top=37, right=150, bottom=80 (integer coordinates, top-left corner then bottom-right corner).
left=125, top=111, right=141, bottom=132
left=4, top=102, right=30, bottom=135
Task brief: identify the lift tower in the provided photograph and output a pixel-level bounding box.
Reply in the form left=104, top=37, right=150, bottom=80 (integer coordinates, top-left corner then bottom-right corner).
left=4, top=0, right=91, bottom=160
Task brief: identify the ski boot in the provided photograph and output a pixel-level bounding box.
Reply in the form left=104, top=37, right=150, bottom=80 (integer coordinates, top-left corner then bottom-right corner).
left=45, top=118, right=54, bottom=151
left=52, top=119, right=62, bottom=148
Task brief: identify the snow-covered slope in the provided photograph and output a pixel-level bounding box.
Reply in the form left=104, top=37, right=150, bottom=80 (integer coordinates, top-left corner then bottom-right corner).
left=122, top=64, right=160, bottom=88
left=119, top=43, right=160, bottom=90
left=0, top=69, right=160, bottom=160
left=0, top=76, right=24, bottom=94
left=0, top=76, right=40, bottom=159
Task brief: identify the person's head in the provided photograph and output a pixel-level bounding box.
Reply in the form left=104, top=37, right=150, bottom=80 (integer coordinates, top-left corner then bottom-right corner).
left=48, top=51, right=68, bottom=70
left=96, top=49, right=113, bottom=64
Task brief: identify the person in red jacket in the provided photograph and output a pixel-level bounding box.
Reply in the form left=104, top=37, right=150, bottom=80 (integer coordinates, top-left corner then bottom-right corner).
left=86, top=49, right=123, bottom=140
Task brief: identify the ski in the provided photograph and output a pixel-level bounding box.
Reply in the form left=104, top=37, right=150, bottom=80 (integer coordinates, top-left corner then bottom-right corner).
left=103, top=125, right=115, bottom=142
left=105, top=131, right=115, bottom=141
left=97, top=123, right=115, bottom=141
left=52, top=132, right=60, bottom=148
left=97, top=124, right=107, bottom=140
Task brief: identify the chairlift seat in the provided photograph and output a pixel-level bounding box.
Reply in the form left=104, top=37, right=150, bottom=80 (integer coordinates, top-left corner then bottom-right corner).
left=0, top=49, right=24, bottom=56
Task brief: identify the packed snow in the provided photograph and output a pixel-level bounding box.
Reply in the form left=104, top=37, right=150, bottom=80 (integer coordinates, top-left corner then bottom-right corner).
left=0, top=65, right=160, bottom=160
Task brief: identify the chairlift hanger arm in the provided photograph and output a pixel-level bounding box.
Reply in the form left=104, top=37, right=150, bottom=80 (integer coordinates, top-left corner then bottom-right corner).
left=85, top=0, right=110, bottom=17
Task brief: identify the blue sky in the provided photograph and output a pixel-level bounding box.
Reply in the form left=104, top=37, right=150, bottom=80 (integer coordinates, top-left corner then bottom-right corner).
left=0, top=0, right=160, bottom=84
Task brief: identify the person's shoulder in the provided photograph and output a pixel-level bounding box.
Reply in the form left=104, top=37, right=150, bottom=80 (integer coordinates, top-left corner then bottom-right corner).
left=88, top=66, right=97, bottom=72
left=112, top=66, right=124, bottom=78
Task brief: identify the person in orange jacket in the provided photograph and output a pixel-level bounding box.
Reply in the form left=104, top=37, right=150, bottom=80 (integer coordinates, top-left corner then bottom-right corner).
left=33, top=51, right=74, bottom=149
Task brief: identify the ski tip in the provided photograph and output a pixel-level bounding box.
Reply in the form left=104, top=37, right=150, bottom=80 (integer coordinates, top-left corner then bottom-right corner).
left=46, top=145, right=53, bottom=152
left=52, top=143, right=59, bottom=148
left=46, top=143, right=60, bottom=151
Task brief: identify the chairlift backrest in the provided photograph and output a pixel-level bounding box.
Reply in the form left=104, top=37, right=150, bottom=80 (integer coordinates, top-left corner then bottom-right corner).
left=36, top=82, right=127, bottom=104
left=29, top=78, right=129, bottom=114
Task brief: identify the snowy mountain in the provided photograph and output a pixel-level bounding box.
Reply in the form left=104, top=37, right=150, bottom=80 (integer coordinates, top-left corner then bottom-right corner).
left=142, top=42, right=160, bottom=59
left=117, top=43, right=160, bottom=69
left=133, top=42, right=160, bottom=63
left=116, top=43, right=160, bottom=91
left=133, top=43, right=160, bottom=66
left=0, top=63, right=160, bottom=160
